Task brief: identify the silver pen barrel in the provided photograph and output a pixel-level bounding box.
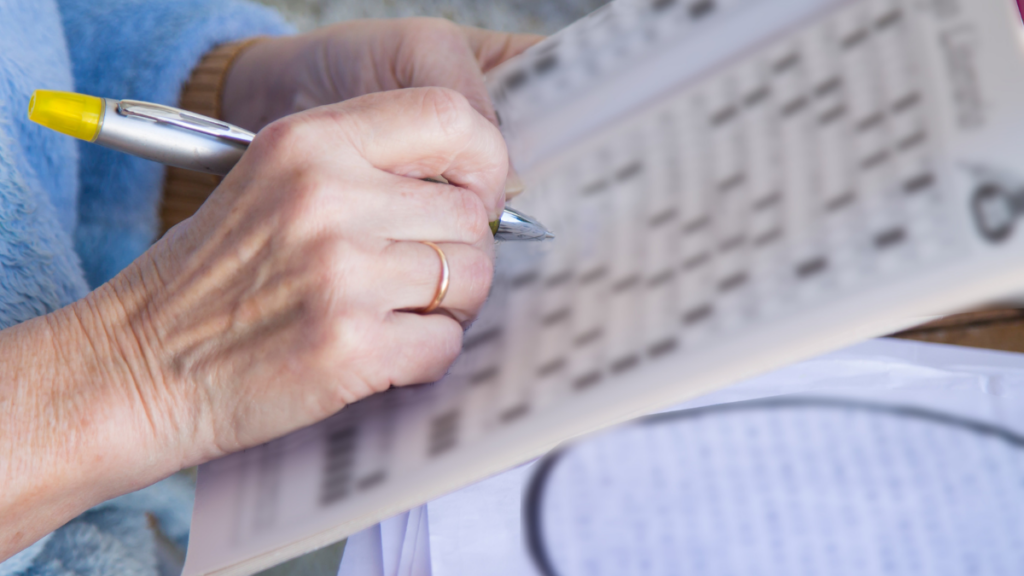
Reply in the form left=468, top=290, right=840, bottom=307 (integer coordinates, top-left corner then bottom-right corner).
left=95, top=99, right=248, bottom=175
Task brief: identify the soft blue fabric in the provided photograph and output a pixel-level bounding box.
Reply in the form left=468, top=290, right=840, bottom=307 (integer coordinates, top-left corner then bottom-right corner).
left=0, top=0, right=290, bottom=574
left=15, top=476, right=196, bottom=576
left=59, top=0, right=292, bottom=287
left=0, top=0, right=87, bottom=326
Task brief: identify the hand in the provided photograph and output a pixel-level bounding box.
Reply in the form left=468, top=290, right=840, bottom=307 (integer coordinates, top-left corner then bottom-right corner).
left=0, top=89, right=507, bottom=560
left=122, top=88, right=506, bottom=462
left=222, top=18, right=543, bottom=195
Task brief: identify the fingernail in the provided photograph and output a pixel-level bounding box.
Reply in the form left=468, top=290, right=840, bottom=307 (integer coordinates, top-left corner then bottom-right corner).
left=504, top=167, right=525, bottom=198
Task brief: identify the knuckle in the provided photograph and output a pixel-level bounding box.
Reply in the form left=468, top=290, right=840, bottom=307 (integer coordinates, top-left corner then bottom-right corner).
left=325, top=317, right=391, bottom=398
left=427, top=322, right=464, bottom=379
left=281, top=173, right=329, bottom=226
left=314, top=236, right=351, bottom=282
left=452, top=190, right=490, bottom=241
left=290, top=169, right=328, bottom=200
left=462, top=250, right=495, bottom=310
left=404, top=17, right=461, bottom=45
left=254, top=116, right=309, bottom=155
left=418, top=87, right=474, bottom=139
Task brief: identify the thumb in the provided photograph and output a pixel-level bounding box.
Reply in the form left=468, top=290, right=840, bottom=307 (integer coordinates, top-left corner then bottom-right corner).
left=460, top=27, right=546, bottom=74
left=398, top=21, right=538, bottom=197
left=398, top=23, right=499, bottom=126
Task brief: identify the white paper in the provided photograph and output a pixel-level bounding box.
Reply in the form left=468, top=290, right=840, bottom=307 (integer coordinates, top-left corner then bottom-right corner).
left=337, top=507, right=431, bottom=576
left=423, top=338, right=1024, bottom=576
left=335, top=525, right=383, bottom=576
left=184, top=0, right=1024, bottom=573
left=426, top=463, right=539, bottom=576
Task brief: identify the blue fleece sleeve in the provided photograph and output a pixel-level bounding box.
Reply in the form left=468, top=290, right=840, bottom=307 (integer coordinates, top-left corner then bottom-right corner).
left=57, top=0, right=293, bottom=287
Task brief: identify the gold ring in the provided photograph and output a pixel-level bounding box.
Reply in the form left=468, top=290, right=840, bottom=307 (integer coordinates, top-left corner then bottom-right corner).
left=417, top=241, right=450, bottom=314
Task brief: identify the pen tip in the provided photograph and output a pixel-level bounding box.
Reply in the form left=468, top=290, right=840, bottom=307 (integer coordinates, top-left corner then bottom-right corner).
left=544, top=231, right=556, bottom=240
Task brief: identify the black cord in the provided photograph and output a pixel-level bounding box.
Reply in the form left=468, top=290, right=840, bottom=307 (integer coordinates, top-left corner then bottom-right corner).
left=522, top=396, right=1024, bottom=576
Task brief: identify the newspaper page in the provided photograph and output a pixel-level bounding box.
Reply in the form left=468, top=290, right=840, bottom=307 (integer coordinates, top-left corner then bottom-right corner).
left=183, top=0, right=1024, bottom=573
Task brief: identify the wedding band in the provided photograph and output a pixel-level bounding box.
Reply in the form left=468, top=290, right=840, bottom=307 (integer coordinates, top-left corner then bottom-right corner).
left=418, top=241, right=450, bottom=314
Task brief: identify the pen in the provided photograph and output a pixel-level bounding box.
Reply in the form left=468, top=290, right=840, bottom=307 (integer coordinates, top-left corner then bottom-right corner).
left=27, top=90, right=554, bottom=242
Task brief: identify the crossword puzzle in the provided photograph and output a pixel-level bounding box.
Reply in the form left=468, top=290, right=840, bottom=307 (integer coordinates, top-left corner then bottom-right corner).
left=184, top=1, right=1024, bottom=573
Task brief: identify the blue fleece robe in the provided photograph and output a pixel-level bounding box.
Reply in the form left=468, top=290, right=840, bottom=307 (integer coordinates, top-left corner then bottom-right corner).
left=0, top=1, right=289, bottom=573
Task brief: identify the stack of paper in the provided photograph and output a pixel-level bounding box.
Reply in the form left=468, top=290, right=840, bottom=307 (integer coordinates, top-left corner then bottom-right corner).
left=340, top=338, right=1024, bottom=576
left=336, top=507, right=432, bottom=576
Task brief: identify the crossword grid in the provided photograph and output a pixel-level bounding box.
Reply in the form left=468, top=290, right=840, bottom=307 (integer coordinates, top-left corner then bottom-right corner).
left=308, top=0, right=949, bottom=515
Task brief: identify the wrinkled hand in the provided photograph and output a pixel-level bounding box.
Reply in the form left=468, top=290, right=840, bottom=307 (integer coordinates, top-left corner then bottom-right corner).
left=222, top=18, right=543, bottom=195
left=107, top=88, right=506, bottom=464
left=1, top=27, right=535, bottom=558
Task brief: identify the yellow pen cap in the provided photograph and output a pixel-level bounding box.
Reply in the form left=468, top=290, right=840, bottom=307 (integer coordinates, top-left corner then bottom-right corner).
left=28, top=90, right=104, bottom=142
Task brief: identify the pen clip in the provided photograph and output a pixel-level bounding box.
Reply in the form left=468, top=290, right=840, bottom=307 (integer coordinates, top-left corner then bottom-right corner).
left=117, top=100, right=255, bottom=144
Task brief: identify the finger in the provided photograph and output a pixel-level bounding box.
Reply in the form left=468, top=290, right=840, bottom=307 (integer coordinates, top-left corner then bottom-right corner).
left=381, top=241, right=494, bottom=323
left=398, top=21, right=501, bottom=127
left=382, top=312, right=465, bottom=386
left=460, top=27, right=546, bottom=73
left=448, top=27, right=541, bottom=199
left=301, top=88, right=508, bottom=220
left=428, top=167, right=525, bottom=200
left=394, top=23, right=539, bottom=199
left=331, top=173, right=491, bottom=244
